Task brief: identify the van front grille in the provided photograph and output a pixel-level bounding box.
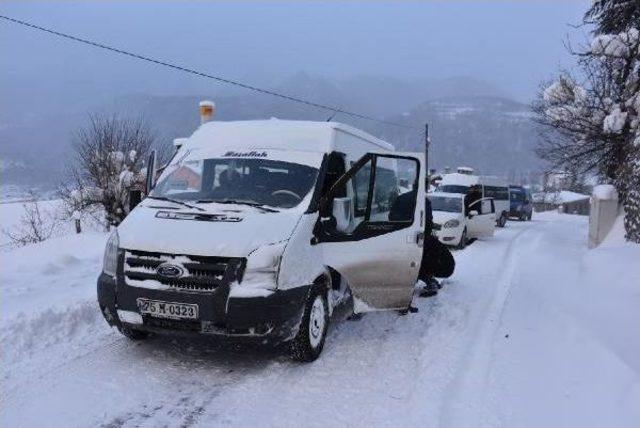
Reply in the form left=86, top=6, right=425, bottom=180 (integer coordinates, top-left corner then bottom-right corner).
left=123, top=250, right=245, bottom=292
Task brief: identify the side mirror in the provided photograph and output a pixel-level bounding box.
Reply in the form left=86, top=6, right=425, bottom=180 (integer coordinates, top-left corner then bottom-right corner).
left=469, top=210, right=479, bottom=217
left=128, top=189, right=142, bottom=211
left=332, top=197, right=352, bottom=233
left=145, top=150, right=157, bottom=193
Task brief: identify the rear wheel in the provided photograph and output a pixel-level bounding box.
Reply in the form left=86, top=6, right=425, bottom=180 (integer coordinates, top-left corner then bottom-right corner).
left=290, top=288, right=329, bottom=362
left=118, top=325, right=150, bottom=340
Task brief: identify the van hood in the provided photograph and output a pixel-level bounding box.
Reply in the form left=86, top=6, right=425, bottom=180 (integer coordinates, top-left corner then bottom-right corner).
left=432, top=211, right=463, bottom=226
left=117, top=203, right=304, bottom=258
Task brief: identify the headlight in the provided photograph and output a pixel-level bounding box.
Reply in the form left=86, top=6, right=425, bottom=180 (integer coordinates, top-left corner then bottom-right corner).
left=102, top=229, right=119, bottom=277
left=242, top=241, right=287, bottom=286
left=443, top=219, right=460, bottom=228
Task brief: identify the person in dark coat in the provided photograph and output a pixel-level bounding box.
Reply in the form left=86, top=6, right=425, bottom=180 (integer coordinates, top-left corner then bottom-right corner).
left=420, top=195, right=456, bottom=298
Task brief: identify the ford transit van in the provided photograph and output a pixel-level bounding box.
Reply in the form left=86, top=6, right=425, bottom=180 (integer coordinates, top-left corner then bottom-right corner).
left=98, top=118, right=426, bottom=361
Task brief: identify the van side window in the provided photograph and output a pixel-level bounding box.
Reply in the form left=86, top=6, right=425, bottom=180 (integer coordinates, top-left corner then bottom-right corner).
left=350, top=160, right=372, bottom=222
left=347, top=157, right=418, bottom=224
left=317, top=154, right=420, bottom=242
left=373, top=157, right=417, bottom=222
left=485, top=185, right=509, bottom=201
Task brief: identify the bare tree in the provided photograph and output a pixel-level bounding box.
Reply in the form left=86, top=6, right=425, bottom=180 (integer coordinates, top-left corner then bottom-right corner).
left=60, top=114, right=154, bottom=227
left=2, top=191, right=59, bottom=246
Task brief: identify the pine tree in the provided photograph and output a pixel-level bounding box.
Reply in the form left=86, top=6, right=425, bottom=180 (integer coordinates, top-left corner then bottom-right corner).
left=586, top=0, right=640, bottom=34
left=623, top=157, right=640, bottom=242
left=535, top=0, right=640, bottom=242
left=587, top=0, right=640, bottom=242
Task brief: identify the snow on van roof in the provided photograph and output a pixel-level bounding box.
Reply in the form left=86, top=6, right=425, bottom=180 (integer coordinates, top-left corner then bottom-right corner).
left=438, top=172, right=478, bottom=187
left=184, top=119, right=394, bottom=153
left=439, top=172, right=508, bottom=187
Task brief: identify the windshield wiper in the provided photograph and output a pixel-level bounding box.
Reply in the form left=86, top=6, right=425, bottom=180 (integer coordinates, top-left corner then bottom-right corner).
left=146, top=195, right=205, bottom=212
left=196, top=199, right=280, bottom=213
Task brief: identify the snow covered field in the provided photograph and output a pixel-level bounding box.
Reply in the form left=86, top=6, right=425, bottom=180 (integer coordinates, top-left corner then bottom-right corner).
left=1, top=206, right=639, bottom=427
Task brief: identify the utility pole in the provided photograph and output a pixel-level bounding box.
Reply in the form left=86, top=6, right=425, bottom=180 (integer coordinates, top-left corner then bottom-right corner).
left=425, top=123, right=430, bottom=190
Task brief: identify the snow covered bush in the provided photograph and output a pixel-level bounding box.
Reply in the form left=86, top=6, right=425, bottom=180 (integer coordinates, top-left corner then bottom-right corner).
left=60, top=115, right=153, bottom=228
left=533, top=0, right=640, bottom=242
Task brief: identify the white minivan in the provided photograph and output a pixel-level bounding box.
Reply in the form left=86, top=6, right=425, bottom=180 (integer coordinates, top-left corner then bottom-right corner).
left=428, top=192, right=496, bottom=249
left=437, top=170, right=510, bottom=227
left=98, top=117, right=427, bottom=361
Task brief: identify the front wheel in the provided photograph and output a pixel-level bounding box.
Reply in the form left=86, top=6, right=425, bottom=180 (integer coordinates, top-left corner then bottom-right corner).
left=290, top=288, right=329, bottom=362
left=456, top=228, right=467, bottom=250
left=118, top=325, right=150, bottom=340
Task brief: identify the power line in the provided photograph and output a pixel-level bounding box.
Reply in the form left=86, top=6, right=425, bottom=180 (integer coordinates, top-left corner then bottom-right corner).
left=0, top=14, right=419, bottom=130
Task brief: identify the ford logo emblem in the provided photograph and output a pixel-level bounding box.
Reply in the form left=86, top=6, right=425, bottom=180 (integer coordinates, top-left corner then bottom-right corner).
left=156, top=263, right=184, bottom=278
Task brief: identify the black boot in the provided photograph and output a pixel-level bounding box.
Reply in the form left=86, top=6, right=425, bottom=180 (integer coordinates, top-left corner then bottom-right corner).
left=419, top=277, right=439, bottom=298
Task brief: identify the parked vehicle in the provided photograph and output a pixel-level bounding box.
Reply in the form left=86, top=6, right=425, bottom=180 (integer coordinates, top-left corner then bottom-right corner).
left=436, top=168, right=510, bottom=227
left=509, top=186, right=533, bottom=221
left=429, top=192, right=496, bottom=249
left=98, top=112, right=427, bottom=362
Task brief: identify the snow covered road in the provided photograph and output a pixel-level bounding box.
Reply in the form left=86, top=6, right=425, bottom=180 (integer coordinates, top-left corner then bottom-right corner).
left=2, top=213, right=639, bottom=427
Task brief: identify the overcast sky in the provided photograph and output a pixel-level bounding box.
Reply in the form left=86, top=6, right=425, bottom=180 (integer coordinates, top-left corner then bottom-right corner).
left=1, top=1, right=589, bottom=113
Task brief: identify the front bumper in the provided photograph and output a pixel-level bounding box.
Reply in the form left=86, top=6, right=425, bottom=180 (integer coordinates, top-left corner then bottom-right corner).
left=432, top=228, right=461, bottom=246
left=97, top=272, right=310, bottom=345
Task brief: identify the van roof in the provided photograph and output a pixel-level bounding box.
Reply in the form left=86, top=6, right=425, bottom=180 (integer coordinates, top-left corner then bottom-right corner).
left=439, top=172, right=508, bottom=188
left=185, top=119, right=394, bottom=153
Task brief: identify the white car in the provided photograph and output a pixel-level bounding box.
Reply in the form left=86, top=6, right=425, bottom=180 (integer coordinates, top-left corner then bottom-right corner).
left=428, top=192, right=496, bottom=249
left=437, top=171, right=510, bottom=228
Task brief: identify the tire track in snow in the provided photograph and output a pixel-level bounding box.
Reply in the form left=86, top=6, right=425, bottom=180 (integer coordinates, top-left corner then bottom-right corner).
left=438, top=221, right=541, bottom=428
left=188, top=301, right=443, bottom=427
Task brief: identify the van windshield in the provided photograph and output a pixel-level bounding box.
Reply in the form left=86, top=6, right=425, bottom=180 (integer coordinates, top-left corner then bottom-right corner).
left=428, top=195, right=462, bottom=213
left=151, top=157, right=319, bottom=209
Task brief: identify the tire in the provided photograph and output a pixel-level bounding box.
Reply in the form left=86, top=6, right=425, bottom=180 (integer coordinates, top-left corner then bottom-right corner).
left=456, top=228, right=467, bottom=250
left=290, top=287, right=329, bottom=362
left=498, top=213, right=507, bottom=228
left=118, top=325, right=150, bottom=340
left=527, top=212, right=532, bottom=221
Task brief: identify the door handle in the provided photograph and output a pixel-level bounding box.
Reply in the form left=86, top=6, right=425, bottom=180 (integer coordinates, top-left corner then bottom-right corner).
left=416, top=232, right=425, bottom=247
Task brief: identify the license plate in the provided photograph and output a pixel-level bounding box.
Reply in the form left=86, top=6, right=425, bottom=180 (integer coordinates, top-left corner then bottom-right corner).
left=136, top=298, right=198, bottom=320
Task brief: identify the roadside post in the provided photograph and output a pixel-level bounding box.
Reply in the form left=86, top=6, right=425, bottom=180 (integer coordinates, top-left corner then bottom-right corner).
left=72, top=210, right=81, bottom=234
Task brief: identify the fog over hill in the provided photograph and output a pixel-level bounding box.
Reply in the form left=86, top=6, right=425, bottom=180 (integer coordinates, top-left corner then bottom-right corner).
left=0, top=73, right=541, bottom=187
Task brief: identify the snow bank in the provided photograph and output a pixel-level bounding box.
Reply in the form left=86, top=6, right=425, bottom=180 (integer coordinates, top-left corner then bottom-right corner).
left=1, top=199, right=105, bottom=250
left=2, top=210, right=639, bottom=427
